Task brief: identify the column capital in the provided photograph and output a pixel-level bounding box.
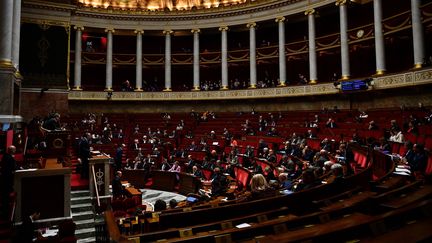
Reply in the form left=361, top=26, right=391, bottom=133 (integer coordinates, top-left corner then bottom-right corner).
left=191, top=29, right=200, bottom=34
left=304, top=9, right=316, bottom=15
left=246, top=22, right=257, bottom=29
left=105, top=28, right=115, bottom=33
left=275, top=16, right=286, bottom=23
left=335, top=0, right=348, bottom=6
left=134, top=29, right=144, bottom=34
left=74, top=25, right=84, bottom=31
left=163, top=30, right=173, bottom=35
left=218, top=26, right=229, bottom=32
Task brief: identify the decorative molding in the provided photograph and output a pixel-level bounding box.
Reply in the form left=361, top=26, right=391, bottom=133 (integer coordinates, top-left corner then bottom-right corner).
left=304, top=9, right=316, bottom=16
left=68, top=68, right=432, bottom=101
left=162, top=30, right=174, bottom=35
left=191, top=29, right=201, bottom=33
left=134, top=29, right=144, bottom=34
left=246, top=22, right=257, bottom=28
left=219, top=26, right=229, bottom=31
left=275, top=16, right=286, bottom=23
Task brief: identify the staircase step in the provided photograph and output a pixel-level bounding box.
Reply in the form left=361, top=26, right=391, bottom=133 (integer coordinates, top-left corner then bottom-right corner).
left=72, top=203, right=93, bottom=213
left=75, top=219, right=95, bottom=230
left=75, top=228, right=96, bottom=239
left=72, top=211, right=94, bottom=221
left=71, top=190, right=91, bottom=197
left=77, top=237, right=96, bottom=243
left=71, top=196, right=92, bottom=205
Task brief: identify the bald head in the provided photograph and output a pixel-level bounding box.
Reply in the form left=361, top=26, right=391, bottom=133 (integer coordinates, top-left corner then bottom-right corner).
left=7, top=146, right=16, bottom=155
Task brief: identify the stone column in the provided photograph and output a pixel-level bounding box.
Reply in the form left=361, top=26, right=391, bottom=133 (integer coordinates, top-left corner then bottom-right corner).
left=219, top=26, right=229, bottom=90
left=0, top=0, right=19, bottom=118
left=276, top=17, right=286, bottom=86
left=411, top=0, right=425, bottom=68
left=373, top=0, right=386, bottom=75
left=305, top=9, right=318, bottom=84
left=11, top=0, right=22, bottom=70
left=163, top=30, right=173, bottom=91
left=247, top=23, right=257, bottom=88
left=73, top=26, right=83, bottom=90
left=105, top=28, right=114, bottom=91
left=0, top=0, right=14, bottom=67
left=135, top=30, right=143, bottom=91
left=191, top=29, right=200, bottom=91
left=337, top=0, right=350, bottom=80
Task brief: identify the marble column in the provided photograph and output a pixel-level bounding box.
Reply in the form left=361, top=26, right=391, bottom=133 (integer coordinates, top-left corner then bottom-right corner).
left=135, top=30, right=143, bottom=91
left=306, top=9, right=318, bottom=84
left=0, top=0, right=14, bottom=67
left=73, top=26, right=83, bottom=90
left=191, top=29, right=200, bottom=91
left=0, top=0, right=19, bottom=117
left=337, top=0, right=350, bottom=80
left=247, top=23, right=257, bottom=88
left=219, top=26, right=229, bottom=90
left=163, top=30, right=173, bottom=91
left=411, top=0, right=425, bottom=68
left=276, top=17, right=286, bottom=86
left=11, top=0, right=22, bottom=70
left=373, top=0, right=386, bottom=75
left=105, top=28, right=114, bottom=91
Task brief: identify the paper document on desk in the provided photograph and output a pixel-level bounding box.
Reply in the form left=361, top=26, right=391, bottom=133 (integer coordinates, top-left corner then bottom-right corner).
left=236, top=223, right=251, bottom=228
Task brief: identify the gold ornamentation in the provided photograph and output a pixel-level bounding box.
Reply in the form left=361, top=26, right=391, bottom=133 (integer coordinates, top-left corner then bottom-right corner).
left=105, top=28, right=115, bottom=33
left=246, top=22, right=256, bottom=28
left=192, top=86, right=200, bottom=91
left=278, top=81, right=286, bottom=87
left=163, top=30, right=173, bottom=35
left=221, top=85, right=229, bottom=90
left=335, top=0, right=347, bottom=6
left=134, top=88, right=143, bottom=92
left=191, top=29, right=200, bottom=34
left=74, top=26, right=84, bottom=31
left=341, top=75, right=350, bottom=80
left=219, top=26, right=229, bottom=31
left=414, top=63, right=422, bottom=69
left=249, top=84, right=257, bottom=89
left=304, top=9, right=315, bottom=16
left=0, top=59, right=14, bottom=69
left=275, top=16, right=286, bottom=23
left=376, top=69, right=385, bottom=75
left=73, top=86, right=82, bottom=90
left=163, top=88, right=172, bottom=91
left=309, top=80, right=317, bottom=84
left=134, top=30, right=144, bottom=34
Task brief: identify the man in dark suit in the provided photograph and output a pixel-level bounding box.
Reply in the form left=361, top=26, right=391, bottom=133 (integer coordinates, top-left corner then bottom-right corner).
left=1, top=145, right=17, bottom=218
left=115, top=144, right=125, bottom=170
left=112, top=171, right=124, bottom=199
left=78, top=133, right=91, bottom=179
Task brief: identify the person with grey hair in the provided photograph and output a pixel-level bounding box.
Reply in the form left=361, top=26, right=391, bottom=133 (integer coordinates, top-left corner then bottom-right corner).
left=330, top=163, right=345, bottom=185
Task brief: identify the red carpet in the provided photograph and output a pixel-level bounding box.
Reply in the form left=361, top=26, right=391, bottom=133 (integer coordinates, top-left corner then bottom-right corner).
left=71, top=173, right=89, bottom=191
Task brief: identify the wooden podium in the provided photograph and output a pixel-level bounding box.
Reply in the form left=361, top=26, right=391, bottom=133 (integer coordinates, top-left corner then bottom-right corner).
left=14, top=168, right=72, bottom=223
left=44, top=130, right=70, bottom=158
left=89, top=155, right=111, bottom=198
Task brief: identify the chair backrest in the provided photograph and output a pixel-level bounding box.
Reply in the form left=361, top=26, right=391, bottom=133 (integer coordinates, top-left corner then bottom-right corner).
left=426, top=155, right=432, bottom=176
left=202, top=168, right=213, bottom=180
left=234, top=166, right=251, bottom=188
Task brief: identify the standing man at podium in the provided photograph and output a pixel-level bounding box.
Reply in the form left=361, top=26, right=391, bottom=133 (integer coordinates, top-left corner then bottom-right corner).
left=43, top=113, right=61, bottom=131
left=78, top=133, right=91, bottom=179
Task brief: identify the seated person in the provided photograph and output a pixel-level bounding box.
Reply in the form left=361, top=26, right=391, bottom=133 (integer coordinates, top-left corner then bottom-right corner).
left=294, top=169, right=322, bottom=192
left=191, top=165, right=203, bottom=178
left=249, top=174, right=276, bottom=200
left=211, top=167, right=228, bottom=197
left=278, top=173, right=293, bottom=190
left=154, top=199, right=167, bottom=211
left=168, top=161, right=181, bottom=172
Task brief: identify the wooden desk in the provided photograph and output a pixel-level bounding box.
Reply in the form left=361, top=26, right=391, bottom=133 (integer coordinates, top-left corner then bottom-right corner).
left=14, top=168, right=72, bottom=223
left=151, top=170, right=177, bottom=192
left=125, top=187, right=142, bottom=197
left=178, top=173, right=201, bottom=195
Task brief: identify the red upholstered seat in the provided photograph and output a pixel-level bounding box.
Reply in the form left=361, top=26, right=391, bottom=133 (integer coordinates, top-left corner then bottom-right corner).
left=234, top=166, right=251, bottom=189
left=425, top=155, right=432, bottom=176
left=202, top=168, right=213, bottom=180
